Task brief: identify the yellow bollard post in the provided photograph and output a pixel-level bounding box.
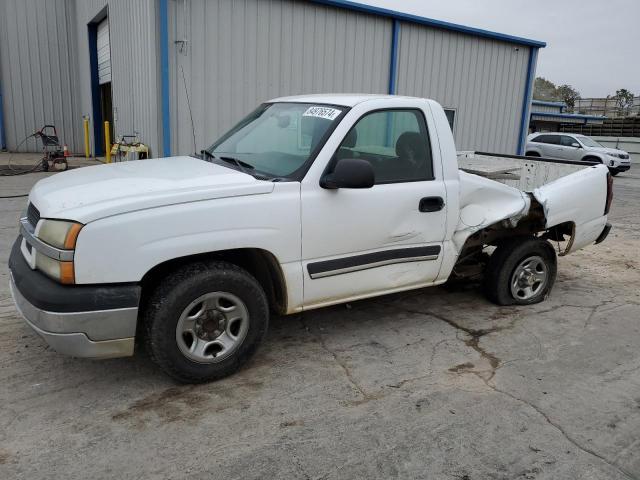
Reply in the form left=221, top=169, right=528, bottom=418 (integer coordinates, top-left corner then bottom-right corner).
left=104, top=121, right=111, bottom=163
left=83, top=117, right=90, bottom=158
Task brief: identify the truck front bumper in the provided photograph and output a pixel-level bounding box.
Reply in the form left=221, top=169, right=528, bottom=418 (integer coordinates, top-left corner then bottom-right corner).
left=8, top=238, right=140, bottom=359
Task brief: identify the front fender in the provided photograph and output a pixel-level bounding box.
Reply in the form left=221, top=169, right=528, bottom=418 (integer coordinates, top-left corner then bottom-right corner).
left=73, top=183, right=301, bottom=284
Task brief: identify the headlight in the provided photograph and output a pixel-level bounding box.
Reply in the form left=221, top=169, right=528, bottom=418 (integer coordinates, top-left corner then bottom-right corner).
left=35, top=253, right=75, bottom=284
left=607, top=153, right=622, bottom=159
left=35, top=219, right=82, bottom=284
left=37, top=219, right=83, bottom=249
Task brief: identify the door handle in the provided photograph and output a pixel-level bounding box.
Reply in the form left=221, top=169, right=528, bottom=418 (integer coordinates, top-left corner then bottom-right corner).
left=419, top=196, right=444, bottom=212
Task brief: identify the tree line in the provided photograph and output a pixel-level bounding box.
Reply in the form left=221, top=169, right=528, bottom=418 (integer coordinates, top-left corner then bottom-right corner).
left=533, top=77, right=635, bottom=114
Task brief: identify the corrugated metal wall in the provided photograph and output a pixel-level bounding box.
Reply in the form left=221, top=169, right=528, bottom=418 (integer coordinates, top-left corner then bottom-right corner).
left=169, top=0, right=392, bottom=154
left=531, top=104, right=561, bottom=114
left=0, top=0, right=82, bottom=152
left=395, top=21, right=530, bottom=153
left=74, top=0, right=161, bottom=156
left=0, top=0, right=537, bottom=157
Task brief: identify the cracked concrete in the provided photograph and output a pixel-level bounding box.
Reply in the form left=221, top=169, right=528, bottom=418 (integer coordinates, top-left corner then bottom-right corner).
left=1, top=161, right=640, bottom=479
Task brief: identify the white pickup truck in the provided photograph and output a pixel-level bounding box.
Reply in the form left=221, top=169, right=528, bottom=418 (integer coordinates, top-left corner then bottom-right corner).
left=9, top=94, right=613, bottom=383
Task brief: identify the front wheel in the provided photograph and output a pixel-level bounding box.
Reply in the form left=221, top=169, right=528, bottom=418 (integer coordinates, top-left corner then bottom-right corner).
left=143, top=260, right=269, bottom=383
left=483, top=238, right=557, bottom=305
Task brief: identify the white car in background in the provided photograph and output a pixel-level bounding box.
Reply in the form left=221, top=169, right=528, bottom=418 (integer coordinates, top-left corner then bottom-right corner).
left=526, top=132, right=631, bottom=175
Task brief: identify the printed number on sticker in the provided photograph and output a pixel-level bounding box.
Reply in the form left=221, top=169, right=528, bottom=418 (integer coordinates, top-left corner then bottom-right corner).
left=302, top=106, right=342, bottom=121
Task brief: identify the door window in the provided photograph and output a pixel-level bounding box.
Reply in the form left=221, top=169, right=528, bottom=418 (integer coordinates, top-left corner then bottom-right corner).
left=533, top=134, right=560, bottom=144
left=334, top=109, right=433, bottom=184
left=560, top=136, right=578, bottom=147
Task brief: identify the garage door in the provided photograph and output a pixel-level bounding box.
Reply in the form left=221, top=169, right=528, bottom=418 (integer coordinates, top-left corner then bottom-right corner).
left=97, top=18, right=111, bottom=85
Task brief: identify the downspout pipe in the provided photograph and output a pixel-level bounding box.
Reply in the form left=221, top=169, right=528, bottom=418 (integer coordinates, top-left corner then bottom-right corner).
left=517, top=47, right=538, bottom=155
left=159, top=0, right=171, bottom=157
left=388, top=19, right=400, bottom=95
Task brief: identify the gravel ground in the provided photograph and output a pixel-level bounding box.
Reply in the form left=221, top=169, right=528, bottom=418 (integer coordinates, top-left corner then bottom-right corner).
left=1, top=161, right=639, bottom=480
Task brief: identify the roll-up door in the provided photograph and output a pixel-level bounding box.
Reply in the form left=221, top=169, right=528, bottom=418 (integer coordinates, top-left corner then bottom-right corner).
left=97, top=18, right=111, bottom=85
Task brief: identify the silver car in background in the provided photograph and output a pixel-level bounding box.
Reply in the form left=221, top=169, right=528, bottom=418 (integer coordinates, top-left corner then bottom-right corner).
left=526, top=132, right=631, bottom=175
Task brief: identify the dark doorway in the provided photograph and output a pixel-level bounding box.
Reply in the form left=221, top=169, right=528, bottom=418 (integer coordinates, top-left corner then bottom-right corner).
left=100, top=82, right=113, bottom=145
left=88, top=9, right=112, bottom=156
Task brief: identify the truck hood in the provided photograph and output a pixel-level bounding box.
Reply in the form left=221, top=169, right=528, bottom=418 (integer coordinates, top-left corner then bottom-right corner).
left=29, top=156, right=275, bottom=223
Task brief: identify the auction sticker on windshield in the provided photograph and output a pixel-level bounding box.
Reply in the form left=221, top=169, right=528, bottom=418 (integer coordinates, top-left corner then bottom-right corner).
left=303, top=106, right=342, bottom=121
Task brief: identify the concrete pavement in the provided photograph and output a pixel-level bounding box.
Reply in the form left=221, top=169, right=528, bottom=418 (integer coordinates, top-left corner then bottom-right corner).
left=1, top=166, right=639, bottom=479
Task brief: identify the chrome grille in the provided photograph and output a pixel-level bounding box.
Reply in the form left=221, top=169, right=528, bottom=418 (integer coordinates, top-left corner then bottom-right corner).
left=27, top=202, right=40, bottom=227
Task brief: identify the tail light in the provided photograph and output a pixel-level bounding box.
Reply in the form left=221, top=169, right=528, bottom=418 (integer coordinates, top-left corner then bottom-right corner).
left=604, top=172, right=613, bottom=215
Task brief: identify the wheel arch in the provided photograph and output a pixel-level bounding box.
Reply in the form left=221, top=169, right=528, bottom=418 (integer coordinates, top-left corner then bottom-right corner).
left=582, top=154, right=603, bottom=163
left=140, top=248, right=288, bottom=315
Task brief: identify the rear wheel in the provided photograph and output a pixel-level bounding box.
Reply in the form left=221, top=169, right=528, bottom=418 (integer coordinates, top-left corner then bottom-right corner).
left=143, top=260, right=269, bottom=383
left=484, top=238, right=557, bottom=305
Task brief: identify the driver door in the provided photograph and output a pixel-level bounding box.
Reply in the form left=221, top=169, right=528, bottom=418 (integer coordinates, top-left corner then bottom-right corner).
left=300, top=108, right=447, bottom=309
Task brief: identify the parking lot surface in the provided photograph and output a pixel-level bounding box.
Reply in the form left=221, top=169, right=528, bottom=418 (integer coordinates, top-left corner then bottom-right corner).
left=1, top=164, right=639, bottom=479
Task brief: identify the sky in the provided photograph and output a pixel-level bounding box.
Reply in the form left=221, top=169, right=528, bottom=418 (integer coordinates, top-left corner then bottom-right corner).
left=361, top=0, right=640, bottom=98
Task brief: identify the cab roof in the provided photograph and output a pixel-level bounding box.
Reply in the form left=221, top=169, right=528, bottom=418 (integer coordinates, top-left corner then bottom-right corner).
left=268, top=93, right=425, bottom=107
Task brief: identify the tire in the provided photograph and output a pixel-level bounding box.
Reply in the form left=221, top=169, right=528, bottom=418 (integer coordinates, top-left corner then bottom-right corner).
left=143, top=260, right=269, bottom=383
left=525, top=151, right=540, bottom=157
left=484, top=237, right=557, bottom=306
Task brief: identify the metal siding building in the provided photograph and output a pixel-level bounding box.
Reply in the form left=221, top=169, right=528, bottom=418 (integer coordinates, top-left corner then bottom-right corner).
left=395, top=22, right=530, bottom=153
left=0, top=0, right=82, bottom=152
left=169, top=0, right=392, bottom=154
left=73, top=0, right=161, bottom=156
left=0, top=0, right=545, bottom=157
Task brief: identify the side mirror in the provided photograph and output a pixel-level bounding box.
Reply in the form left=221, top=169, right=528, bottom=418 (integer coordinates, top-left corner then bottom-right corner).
left=321, top=158, right=374, bottom=189
left=571, top=142, right=581, bottom=148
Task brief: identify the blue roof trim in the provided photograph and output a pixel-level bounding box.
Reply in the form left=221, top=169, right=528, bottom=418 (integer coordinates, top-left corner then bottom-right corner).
left=532, top=100, right=566, bottom=107
left=530, top=111, right=606, bottom=121
left=307, top=0, right=546, bottom=47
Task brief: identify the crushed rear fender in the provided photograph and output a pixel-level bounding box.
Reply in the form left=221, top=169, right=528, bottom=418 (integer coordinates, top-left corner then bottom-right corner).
left=453, top=171, right=531, bottom=250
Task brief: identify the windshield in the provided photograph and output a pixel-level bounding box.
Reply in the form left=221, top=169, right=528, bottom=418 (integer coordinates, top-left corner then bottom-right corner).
left=577, top=135, right=603, bottom=148
left=206, top=102, right=346, bottom=178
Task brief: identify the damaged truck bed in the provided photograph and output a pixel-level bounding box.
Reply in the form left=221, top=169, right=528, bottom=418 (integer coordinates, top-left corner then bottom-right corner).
left=456, top=151, right=611, bottom=257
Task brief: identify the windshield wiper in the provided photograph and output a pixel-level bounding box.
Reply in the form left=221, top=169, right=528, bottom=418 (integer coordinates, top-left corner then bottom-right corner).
left=204, top=152, right=270, bottom=179
left=218, top=156, right=256, bottom=177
